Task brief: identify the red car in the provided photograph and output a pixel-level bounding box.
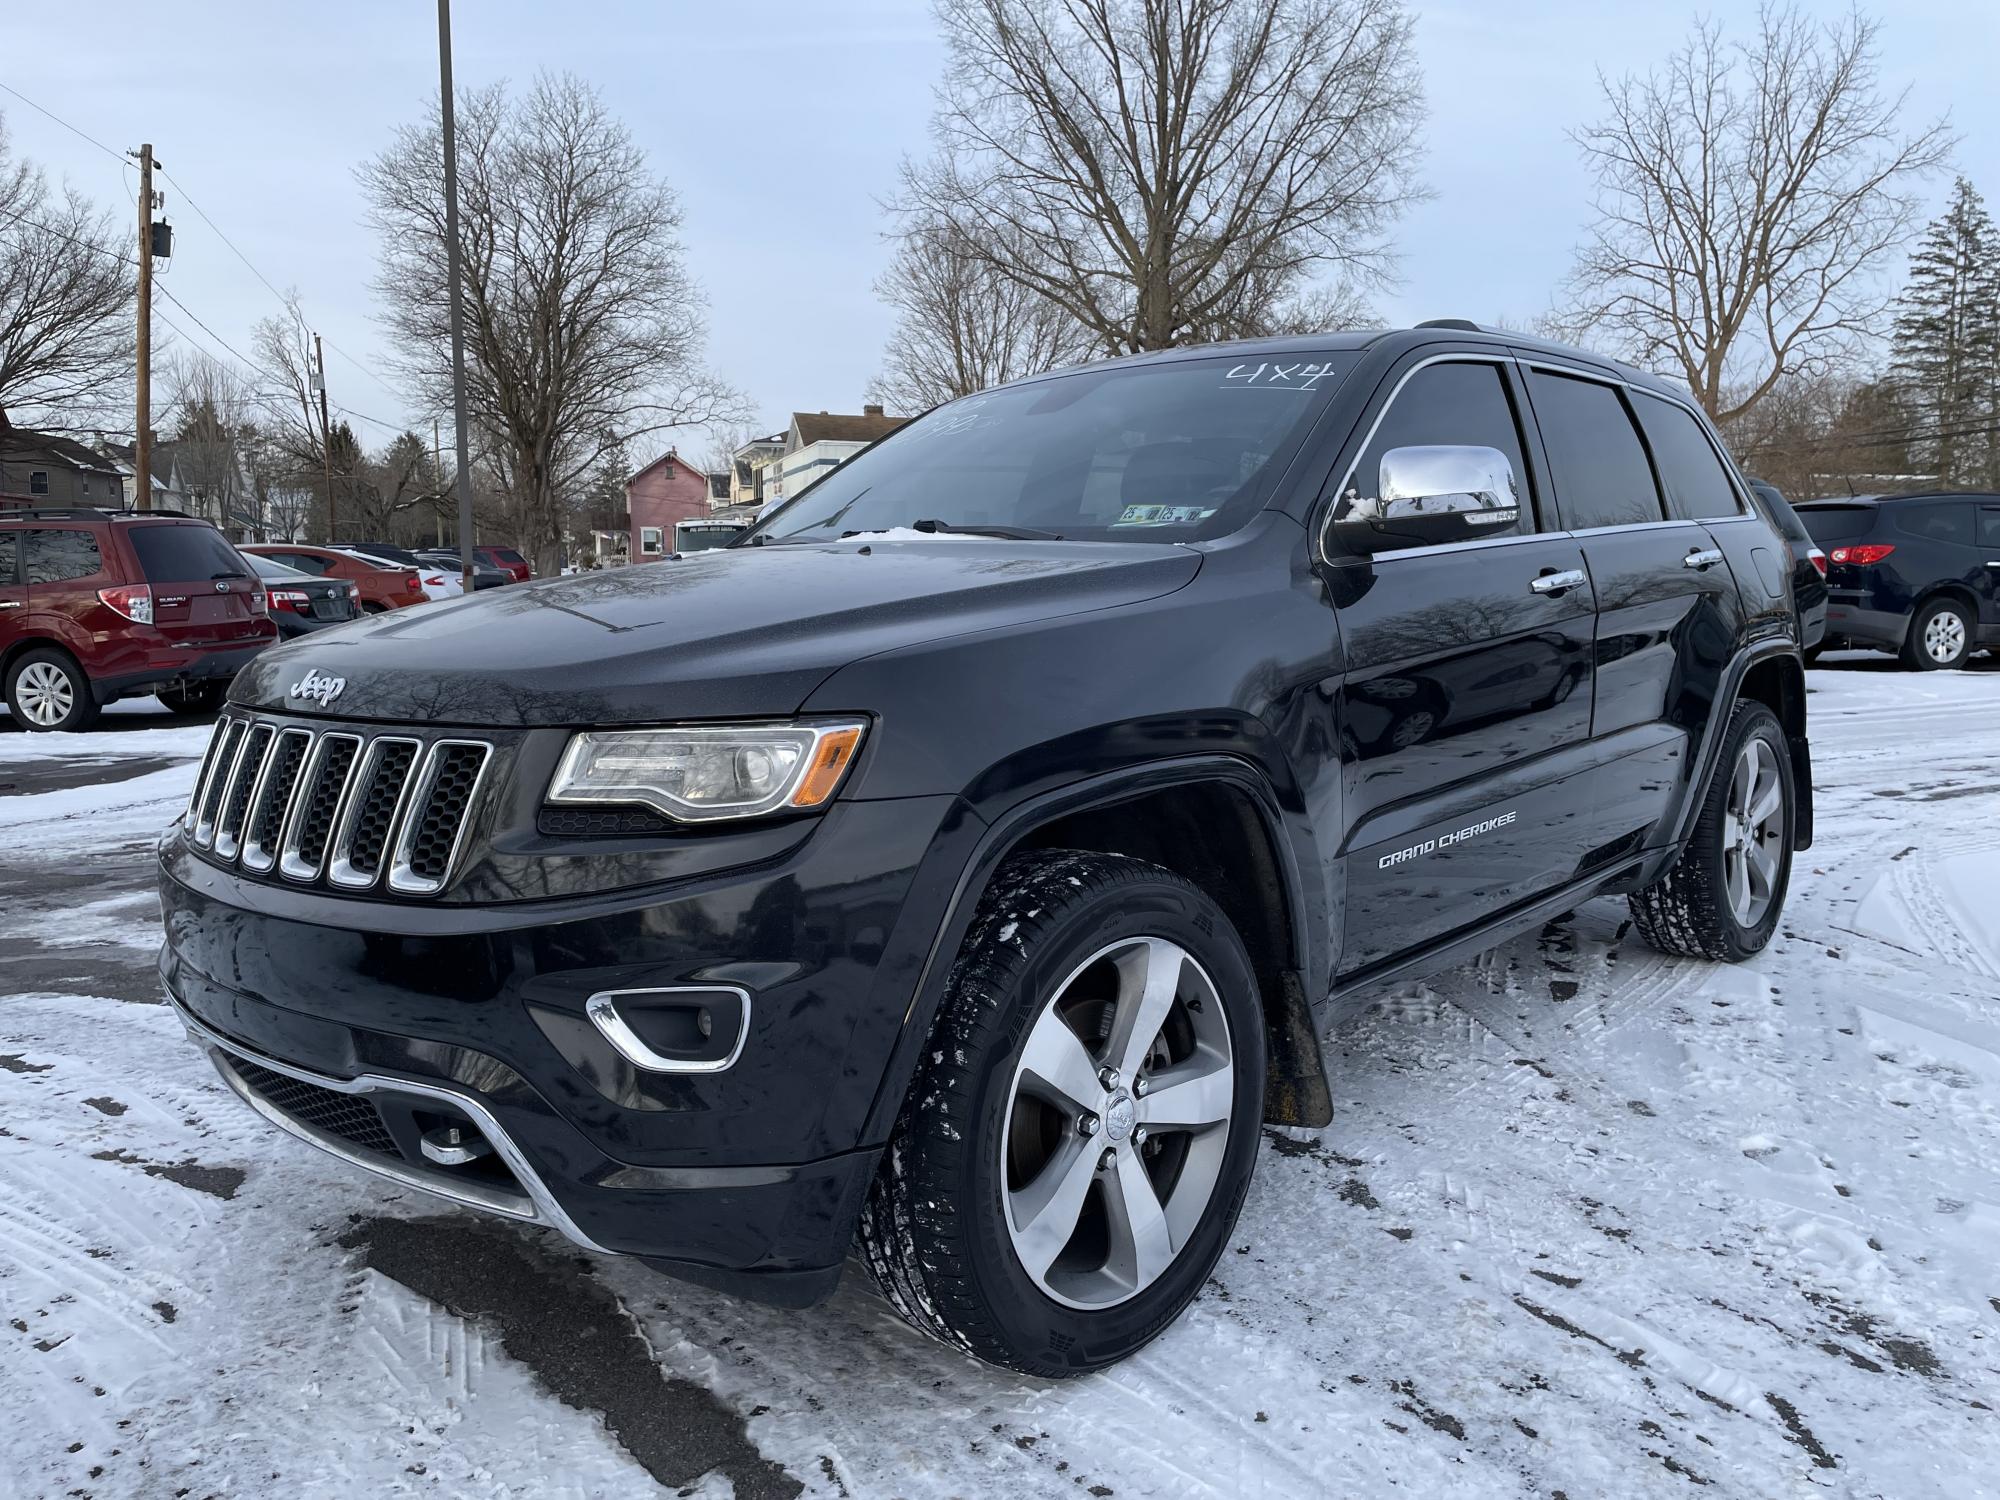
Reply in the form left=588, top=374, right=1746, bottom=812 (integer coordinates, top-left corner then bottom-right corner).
left=1, top=507, right=277, bottom=731
left=475, top=544, right=532, bottom=583
left=242, top=544, right=428, bottom=613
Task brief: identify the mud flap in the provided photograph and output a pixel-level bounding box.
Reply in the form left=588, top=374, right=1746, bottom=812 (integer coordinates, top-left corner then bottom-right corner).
left=1262, top=969, right=1333, bottom=1128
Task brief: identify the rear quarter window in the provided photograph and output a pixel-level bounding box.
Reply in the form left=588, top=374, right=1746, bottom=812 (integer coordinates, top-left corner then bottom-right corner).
left=0, top=530, right=17, bottom=583
left=1633, top=394, right=1743, bottom=520
left=129, top=523, right=250, bottom=583
left=1893, top=503, right=1973, bottom=544
left=25, top=528, right=104, bottom=584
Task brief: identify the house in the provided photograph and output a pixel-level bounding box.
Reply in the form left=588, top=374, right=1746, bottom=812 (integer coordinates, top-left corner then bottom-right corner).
left=728, top=430, right=786, bottom=507
left=624, top=448, right=714, bottom=562
left=93, top=434, right=193, bottom=515
left=0, top=422, right=128, bottom=507
left=764, top=405, right=908, bottom=503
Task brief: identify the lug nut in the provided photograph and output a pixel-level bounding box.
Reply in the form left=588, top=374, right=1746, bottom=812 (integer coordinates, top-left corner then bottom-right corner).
left=1077, top=1112, right=1101, bottom=1138
left=1098, top=1147, right=1116, bottom=1171
left=1133, top=1126, right=1150, bottom=1148
left=1099, top=1067, right=1121, bottom=1091
left=1133, top=1076, right=1150, bottom=1098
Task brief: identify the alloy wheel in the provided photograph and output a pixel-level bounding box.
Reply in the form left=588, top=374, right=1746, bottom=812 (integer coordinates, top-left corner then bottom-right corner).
left=1721, top=738, right=1785, bottom=927
left=1924, top=609, right=1967, bottom=665
left=16, top=661, right=76, bottom=727
left=1001, top=937, right=1234, bottom=1310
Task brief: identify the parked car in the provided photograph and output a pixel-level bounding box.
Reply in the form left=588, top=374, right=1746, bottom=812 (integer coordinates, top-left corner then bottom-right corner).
left=1746, top=479, right=1827, bottom=652
left=1, top=506, right=275, bottom=729
left=328, top=543, right=463, bottom=602
left=241, top=544, right=427, bottom=613
left=245, top=553, right=363, bottom=638
left=160, top=324, right=1812, bottom=1375
left=475, top=544, right=531, bottom=583
left=413, top=549, right=512, bottom=589
left=1795, top=493, right=2000, bottom=669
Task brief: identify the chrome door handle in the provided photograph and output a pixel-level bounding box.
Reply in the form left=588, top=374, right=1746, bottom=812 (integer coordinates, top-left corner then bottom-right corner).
left=1683, top=548, right=1724, bottom=569
left=0, top=600, right=21, bottom=609
left=1530, top=569, right=1586, bottom=595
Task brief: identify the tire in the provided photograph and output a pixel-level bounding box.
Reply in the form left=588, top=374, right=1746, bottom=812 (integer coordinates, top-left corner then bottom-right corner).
left=1802, top=644, right=1824, bottom=666
left=1900, top=596, right=1974, bottom=671
left=157, top=680, right=228, bottom=717
left=859, top=849, right=1266, bottom=1376
left=5, top=648, right=100, bottom=733
left=1629, top=701, right=1793, bottom=962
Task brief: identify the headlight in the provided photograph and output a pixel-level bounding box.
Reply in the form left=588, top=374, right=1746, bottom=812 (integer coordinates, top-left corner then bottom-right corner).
left=547, top=720, right=867, bottom=823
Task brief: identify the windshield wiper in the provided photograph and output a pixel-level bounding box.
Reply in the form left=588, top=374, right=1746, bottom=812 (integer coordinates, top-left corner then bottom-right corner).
left=908, top=518, right=1065, bottom=541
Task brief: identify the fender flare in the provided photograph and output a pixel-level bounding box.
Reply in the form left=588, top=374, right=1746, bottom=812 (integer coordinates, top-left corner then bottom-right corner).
left=1669, top=639, right=1813, bottom=855
left=862, top=754, right=1332, bottom=1142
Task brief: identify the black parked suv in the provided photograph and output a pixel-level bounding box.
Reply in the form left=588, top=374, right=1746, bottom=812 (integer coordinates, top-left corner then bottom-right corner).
left=158, top=325, right=1812, bottom=1375
left=1795, top=493, right=2000, bottom=669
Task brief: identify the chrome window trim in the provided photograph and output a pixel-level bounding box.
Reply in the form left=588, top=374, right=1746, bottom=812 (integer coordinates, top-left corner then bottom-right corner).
left=211, top=723, right=272, bottom=859
left=277, top=731, right=363, bottom=883
left=386, top=739, right=494, bottom=896
left=585, top=986, right=753, bottom=1074
left=239, top=727, right=314, bottom=873
left=327, top=735, right=423, bottom=890
left=1316, top=351, right=1525, bottom=566
left=172, top=995, right=613, bottom=1255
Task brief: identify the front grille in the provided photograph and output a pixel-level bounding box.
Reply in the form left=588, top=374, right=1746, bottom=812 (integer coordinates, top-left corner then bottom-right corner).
left=230, top=1056, right=400, bottom=1157
left=189, top=714, right=490, bottom=898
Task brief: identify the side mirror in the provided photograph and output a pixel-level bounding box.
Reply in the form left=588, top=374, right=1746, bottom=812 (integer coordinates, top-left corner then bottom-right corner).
left=1328, top=445, right=1521, bottom=554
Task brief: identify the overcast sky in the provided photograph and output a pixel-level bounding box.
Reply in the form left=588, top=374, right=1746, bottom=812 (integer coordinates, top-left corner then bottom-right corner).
left=3, top=0, right=1994, bottom=458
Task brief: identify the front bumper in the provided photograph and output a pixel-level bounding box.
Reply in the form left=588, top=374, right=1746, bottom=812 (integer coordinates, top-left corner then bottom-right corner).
left=158, top=790, right=978, bottom=1302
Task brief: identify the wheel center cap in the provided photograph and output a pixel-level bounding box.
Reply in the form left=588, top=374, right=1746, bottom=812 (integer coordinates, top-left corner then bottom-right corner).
left=1103, top=1091, right=1136, bottom=1142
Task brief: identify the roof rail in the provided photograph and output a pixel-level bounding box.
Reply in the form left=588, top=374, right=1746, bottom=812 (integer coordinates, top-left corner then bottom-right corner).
left=1415, top=318, right=1484, bottom=333
left=0, top=505, right=195, bottom=521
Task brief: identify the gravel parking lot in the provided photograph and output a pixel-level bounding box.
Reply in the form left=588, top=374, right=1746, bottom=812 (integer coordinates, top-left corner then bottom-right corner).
left=4, top=657, right=1998, bottom=1499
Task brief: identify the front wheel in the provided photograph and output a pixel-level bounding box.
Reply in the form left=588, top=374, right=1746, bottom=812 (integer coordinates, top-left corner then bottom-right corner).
left=1629, top=701, right=1794, bottom=961
left=859, top=850, right=1265, bottom=1376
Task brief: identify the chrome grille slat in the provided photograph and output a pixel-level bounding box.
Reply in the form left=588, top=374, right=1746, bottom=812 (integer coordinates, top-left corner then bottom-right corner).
left=190, top=713, right=491, bottom=898
left=213, top=724, right=276, bottom=859
left=240, top=728, right=313, bottom=873
left=388, top=741, right=493, bottom=895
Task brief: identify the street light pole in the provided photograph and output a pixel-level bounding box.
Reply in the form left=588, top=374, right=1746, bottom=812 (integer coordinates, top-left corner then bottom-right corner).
left=437, top=0, right=475, bottom=593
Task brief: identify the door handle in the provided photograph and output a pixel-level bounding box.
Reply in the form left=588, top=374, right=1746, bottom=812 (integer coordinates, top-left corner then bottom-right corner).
left=1530, top=569, right=1586, bottom=595
left=1683, top=548, right=1724, bottom=569
left=0, top=600, right=20, bottom=609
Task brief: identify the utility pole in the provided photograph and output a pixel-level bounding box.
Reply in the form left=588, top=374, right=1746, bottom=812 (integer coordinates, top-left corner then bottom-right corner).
left=314, top=333, right=333, bottom=540
left=133, top=143, right=154, bottom=511
left=438, top=0, right=476, bottom=592
left=433, top=417, right=445, bottom=545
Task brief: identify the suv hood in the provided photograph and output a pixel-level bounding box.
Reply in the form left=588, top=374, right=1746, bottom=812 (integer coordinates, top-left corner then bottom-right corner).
left=229, top=538, right=1201, bottom=725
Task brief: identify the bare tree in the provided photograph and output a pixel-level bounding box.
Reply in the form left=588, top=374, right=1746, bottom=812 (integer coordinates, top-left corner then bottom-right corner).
left=0, top=116, right=134, bottom=422
left=164, top=350, right=254, bottom=528
left=250, top=296, right=356, bottom=538
left=360, top=73, right=743, bottom=572
left=1562, top=5, right=1952, bottom=423
left=871, top=219, right=1095, bottom=409
left=904, top=0, right=1424, bottom=356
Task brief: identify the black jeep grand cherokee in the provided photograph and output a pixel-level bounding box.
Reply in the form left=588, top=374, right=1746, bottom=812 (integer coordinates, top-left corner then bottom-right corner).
left=159, top=325, right=1812, bottom=1375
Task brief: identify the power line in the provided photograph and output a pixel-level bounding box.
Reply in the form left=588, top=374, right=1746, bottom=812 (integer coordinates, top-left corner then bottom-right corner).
left=154, top=165, right=295, bottom=312
left=0, top=81, right=127, bottom=165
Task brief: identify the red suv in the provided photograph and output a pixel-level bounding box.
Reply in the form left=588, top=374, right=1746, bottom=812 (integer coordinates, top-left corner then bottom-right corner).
left=1, top=507, right=277, bottom=731
left=475, top=544, right=531, bottom=583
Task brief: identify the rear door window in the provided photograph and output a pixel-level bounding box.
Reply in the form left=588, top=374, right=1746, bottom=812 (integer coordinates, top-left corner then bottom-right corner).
left=1894, top=503, right=1973, bottom=544
left=1523, top=371, right=1666, bottom=530
left=129, top=523, right=250, bottom=582
left=25, top=528, right=104, bottom=583
left=1633, top=394, right=1743, bottom=520
left=0, top=531, right=18, bottom=584
left=1797, top=505, right=1874, bottom=546
left=274, top=551, right=330, bottom=574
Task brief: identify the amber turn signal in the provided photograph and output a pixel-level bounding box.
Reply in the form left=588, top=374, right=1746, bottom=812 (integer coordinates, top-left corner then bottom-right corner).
left=789, top=724, right=865, bottom=807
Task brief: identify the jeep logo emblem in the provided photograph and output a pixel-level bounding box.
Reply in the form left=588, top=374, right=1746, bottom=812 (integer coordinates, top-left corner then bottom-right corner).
left=289, top=668, right=347, bottom=708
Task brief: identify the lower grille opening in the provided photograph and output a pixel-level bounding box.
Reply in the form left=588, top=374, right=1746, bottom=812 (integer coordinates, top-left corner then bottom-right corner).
left=229, top=1056, right=399, bottom=1158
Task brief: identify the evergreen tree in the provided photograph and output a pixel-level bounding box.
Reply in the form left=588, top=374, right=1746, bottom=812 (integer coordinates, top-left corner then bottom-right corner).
left=1890, top=179, right=2000, bottom=486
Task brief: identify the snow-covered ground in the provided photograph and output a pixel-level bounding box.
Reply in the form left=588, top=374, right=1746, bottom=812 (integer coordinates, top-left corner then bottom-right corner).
left=4, top=659, right=1999, bottom=1499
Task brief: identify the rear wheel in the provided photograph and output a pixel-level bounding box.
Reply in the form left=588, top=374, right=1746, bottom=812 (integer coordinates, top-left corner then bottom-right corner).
left=157, top=680, right=227, bottom=717
left=5, top=649, right=100, bottom=733
left=1901, top=597, right=1974, bottom=670
left=859, top=850, right=1265, bottom=1376
left=1629, top=701, right=1793, bottom=961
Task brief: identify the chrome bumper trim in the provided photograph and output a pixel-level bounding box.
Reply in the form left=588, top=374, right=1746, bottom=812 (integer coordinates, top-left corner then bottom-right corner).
left=171, top=996, right=614, bottom=1256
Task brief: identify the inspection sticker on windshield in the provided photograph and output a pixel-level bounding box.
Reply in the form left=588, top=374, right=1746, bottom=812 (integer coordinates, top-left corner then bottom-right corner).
left=1112, top=504, right=1218, bottom=527
left=1221, top=361, right=1342, bottom=390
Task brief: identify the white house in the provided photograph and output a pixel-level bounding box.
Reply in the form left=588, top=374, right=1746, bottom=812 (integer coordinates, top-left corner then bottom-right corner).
left=758, top=405, right=909, bottom=504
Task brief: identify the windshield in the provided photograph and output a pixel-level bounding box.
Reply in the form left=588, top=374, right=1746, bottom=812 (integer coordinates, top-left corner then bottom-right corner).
left=750, top=352, right=1359, bottom=545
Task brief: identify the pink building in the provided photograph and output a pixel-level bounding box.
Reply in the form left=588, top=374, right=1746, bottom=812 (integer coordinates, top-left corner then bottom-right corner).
left=624, top=450, right=716, bottom=562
